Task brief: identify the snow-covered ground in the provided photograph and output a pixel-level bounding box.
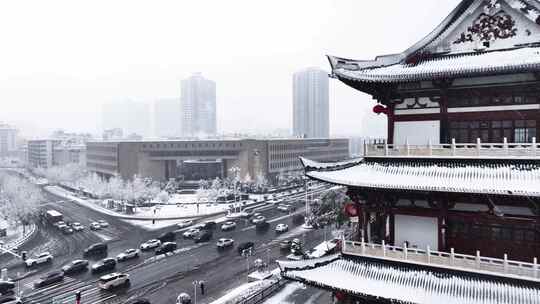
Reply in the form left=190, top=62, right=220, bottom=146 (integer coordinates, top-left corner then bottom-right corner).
left=209, top=279, right=278, bottom=304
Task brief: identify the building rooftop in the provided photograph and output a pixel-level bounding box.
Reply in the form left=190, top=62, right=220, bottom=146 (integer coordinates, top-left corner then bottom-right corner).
left=278, top=254, right=540, bottom=304
left=301, top=156, right=540, bottom=197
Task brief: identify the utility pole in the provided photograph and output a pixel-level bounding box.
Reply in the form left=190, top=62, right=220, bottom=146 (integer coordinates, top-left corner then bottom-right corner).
left=192, top=281, right=199, bottom=304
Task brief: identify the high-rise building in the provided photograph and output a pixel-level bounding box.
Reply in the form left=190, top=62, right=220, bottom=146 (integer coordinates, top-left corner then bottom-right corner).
left=154, top=98, right=181, bottom=138
left=181, top=73, right=216, bottom=137
left=0, top=123, right=18, bottom=158
left=293, top=67, right=329, bottom=138
left=27, top=139, right=61, bottom=168
left=102, top=100, right=151, bottom=137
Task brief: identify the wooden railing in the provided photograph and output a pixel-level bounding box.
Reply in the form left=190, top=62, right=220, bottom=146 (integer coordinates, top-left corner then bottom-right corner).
left=343, top=239, right=539, bottom=282
left=365, top=138, right=539, bottom=158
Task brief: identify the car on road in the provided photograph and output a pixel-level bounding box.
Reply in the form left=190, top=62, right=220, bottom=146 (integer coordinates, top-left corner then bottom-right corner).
left=33, top=271, right=64, bottom=288
left=71, top=222, right=84, bottom=231
left=275, top=223, right=289, bottom=233
left=140, top=239, right=161, bottom=251
left=84, top=243, right=108, bottom=257
left=216, top=238, right=234, bottom=249
left=0, top=281, right=15, bottom=295
left=90, top=222, right=101, bottom=230
left=91, top=258, right=116, bottom=273
left=25, top=252, right=53, bottom=267
left=200, top=221, right=216, bottom=230
left=98, top=220, right=109, bottom=228
left=255, top=221, right=270, bottom=231
left=125, top=298, right=151, bottom=304
left=237, top=242, right=255, bottom=255
left=62, top=259, right=89, bottom=274
left=176, top=220, right=193, bottom=228
left=155, top=242, right=177, bottom=255
left=157, top=231, right=176, bottom=243
left=279, top=240, right=292, bottom=250
left=98, top=272, right=130, bottom=290
left=61, top=225, right=74, bottom=235
left=54, top=221, right=66, bottom=228
left=251, top=215, right=266, bottom=224
left=277, top=204, right=295, bottom=212
left=182, top=228, right=200, bottom=239
left=0, top=296, right=21, bottom=304
left=221, top=221, right=236, bottom=231
left=117, top=249, right=140, bottom=262
left=194, top=230, right=212, bottom=243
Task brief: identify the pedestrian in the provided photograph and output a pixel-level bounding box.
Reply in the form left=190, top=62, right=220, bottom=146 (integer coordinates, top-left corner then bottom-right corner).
left=200, top=281, right=205, bottom=295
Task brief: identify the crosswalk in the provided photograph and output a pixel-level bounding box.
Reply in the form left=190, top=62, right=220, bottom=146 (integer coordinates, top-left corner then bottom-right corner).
left=21, top=276, right=122, bottom=304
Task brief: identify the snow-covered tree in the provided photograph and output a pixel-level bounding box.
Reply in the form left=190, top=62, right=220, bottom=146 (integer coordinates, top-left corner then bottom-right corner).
left=0, top=173, right=42, bottom=232
left=156, top=191, right=170, bottom=204
left=317, top=188, right=350, bottom=226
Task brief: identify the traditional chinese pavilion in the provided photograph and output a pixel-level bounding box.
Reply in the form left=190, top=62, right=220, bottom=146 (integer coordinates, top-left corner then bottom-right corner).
left=316, top=0, right=540, bottom=262
left=277, top=1, right=540, bottom=303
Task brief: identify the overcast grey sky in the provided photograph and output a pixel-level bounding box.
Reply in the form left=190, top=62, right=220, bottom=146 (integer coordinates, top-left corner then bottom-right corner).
left=0, top=0, right=459, bottom=138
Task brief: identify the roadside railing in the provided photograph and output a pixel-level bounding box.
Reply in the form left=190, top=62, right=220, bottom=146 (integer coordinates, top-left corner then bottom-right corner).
left=236, top=279, right=287, bottom=304
left=342, top=239, right=539, bottom=282
left=365, top=138, right=539, bottom=158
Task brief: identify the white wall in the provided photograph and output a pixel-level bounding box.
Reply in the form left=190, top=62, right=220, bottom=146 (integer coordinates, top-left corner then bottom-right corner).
left=394, top=215, right=438, bottom=250
left=394, top=121, right=439, bottom=145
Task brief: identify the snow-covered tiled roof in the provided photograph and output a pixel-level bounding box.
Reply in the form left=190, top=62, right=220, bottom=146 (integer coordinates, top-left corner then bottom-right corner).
left=299, top=157, right=363, bottom=171
left=280, top=257, right=540, bottom=304
left=335, top=47, right=540, bottom=83
left=303, top=158, right=540, bottom=197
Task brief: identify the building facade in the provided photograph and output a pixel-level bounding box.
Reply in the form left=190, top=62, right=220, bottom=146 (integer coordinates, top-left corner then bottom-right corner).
left=0, top=123, right=18, bottom=158
left=181, top=73, right=217, bottom=136
left=27, top=139, right=62, bottom=168
left=53, top=144, right=86, bottom=167
left=86, top=138, right=349, bottom=182
left=293, top=67, right=330, bottom=138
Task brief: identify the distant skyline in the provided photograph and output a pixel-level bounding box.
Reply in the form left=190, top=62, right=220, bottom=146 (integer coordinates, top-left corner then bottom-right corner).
left=0, top=0, right=460, bottom=139
left=293, top=67, right=329, bottom=138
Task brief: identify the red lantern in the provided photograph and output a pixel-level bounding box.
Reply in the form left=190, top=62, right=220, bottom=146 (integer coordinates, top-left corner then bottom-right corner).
left=344, top=202, right=358, bottom=217
left=335, top=291, right=346, bottom=302
left=372, top=104, right=389, bottom=115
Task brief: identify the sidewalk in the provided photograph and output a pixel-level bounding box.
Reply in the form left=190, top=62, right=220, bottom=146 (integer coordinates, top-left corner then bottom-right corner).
left=0, top=222, right=37, bottom=256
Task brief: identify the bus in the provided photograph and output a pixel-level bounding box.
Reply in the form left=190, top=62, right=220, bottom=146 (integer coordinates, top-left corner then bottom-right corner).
left=45, top=210, right=63, bottom=223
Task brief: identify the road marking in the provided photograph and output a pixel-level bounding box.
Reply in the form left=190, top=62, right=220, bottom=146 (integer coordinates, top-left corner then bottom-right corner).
left=91, top=294, right=116, bottom=304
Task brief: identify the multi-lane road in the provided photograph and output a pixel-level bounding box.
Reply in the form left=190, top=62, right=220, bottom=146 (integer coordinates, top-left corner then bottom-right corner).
left=1, top=183, right=337, bottom=304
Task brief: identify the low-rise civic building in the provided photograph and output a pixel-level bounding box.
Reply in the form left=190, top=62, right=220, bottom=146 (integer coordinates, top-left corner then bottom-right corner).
left=86, top=138, right=349, bottom=182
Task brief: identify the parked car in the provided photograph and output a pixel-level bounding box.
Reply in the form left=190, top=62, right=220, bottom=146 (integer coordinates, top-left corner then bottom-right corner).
left=157, top=231, right=176, bottom=243
left=182, top=228, right=200, bottom=239
left=25, top=252, right=53, bottom=267
left=54, top=221, right=66, bottom=229
left=98, top=272, right=130, bottom=290
left=71, top=222, right=84, bottom=231
left=220, top=221, right=236, bottom=231
left=140, top=239, right=161, bottom=251
left=176, top=220, right=193, bottom=229
left=34, top=271, right=64, bottom=288
left=237, top=242, right=255, bottom=255
left=216, top=238, right=234, bottom=249
left=90, top=222, right=101, bottom=231
left=279, top=240, right=292, bottom=250
left=251, top=216, right=266, bottom=224
left=98, top=220, right=109, bottom=228
left=0, top=296, right=21, bottom=304
left=0, top=281, right=15, bottom=295
left=84, top=243, right=108, bottom=257
left=62, top=259, right=89, bottom=274
left=275, top=223, right=289, bottom=233
left=155, top=242, right=177, bottom=255
left=117, top=249, right=140, bottom=262
left=194, top=230, right=212, bottom=243
left=91, top=258, right=116, bottom=273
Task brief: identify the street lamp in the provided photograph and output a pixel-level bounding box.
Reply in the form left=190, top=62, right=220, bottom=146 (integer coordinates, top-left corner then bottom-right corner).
left=192, top=280, right=201, bottom=304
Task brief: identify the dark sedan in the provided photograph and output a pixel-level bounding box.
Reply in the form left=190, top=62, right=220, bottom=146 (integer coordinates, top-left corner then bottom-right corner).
left=0, top=281, right=15, bottom=295
left=194, top=230, right=212, bottom=243
left=237, top=242, right=255, bottom=255
left=34, top=271, right=64, bottom=288
left=62, top=259, right=89, bottom=274
left=91, top=258, right=116, bottom=273
left=155, top=242, right=177, bottom=255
